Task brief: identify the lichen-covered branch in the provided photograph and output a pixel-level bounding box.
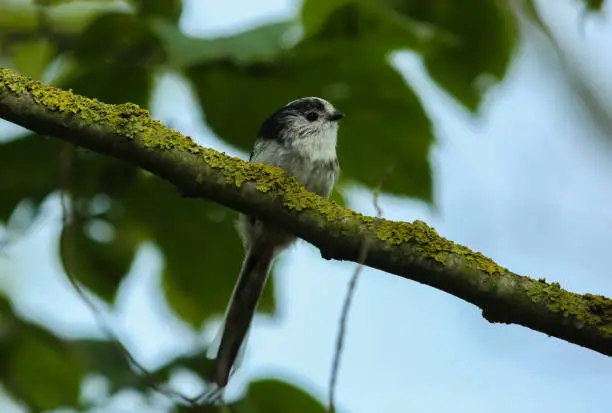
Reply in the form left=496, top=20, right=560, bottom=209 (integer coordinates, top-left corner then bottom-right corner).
left=1, top=66, right=611, bottom=357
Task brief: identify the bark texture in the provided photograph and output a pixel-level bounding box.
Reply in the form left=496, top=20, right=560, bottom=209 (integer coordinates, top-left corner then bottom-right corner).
left=1, top=67, right=611, bottom=357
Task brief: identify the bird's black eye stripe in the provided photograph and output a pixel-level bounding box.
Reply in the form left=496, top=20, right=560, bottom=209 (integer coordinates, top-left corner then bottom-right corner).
left=305, top=112, right=319, bottom=122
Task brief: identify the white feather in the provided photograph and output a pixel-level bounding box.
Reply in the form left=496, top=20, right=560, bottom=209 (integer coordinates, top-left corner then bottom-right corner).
left=291, top=122, right=338, bottom=162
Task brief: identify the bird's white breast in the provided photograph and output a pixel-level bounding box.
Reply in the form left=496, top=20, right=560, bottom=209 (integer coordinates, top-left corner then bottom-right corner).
left=292, top=123, right=338, bottom=162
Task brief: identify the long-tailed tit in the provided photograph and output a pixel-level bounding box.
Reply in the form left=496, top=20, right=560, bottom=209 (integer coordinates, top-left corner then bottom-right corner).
left=207, top=97, right=344, bottom=389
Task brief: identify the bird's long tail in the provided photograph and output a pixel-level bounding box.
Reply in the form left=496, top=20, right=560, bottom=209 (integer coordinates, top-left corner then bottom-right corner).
left=206, top=246, right=274, bottom=388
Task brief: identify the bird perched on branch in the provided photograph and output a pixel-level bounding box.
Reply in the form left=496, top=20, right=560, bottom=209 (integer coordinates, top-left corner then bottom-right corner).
left=206, top=96, right=344, bottom=390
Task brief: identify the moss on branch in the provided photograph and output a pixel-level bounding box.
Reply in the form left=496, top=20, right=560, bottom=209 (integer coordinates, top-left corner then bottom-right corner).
left=1, top=66, right=612, bottom=357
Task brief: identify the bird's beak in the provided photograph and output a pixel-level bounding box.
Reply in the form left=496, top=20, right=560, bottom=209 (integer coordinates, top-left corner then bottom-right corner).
left=328, top=110, right=345, bottom=121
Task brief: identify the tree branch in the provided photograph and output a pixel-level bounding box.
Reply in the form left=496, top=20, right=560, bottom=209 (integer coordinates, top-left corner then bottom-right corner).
left=1, top=67, right=611, bottom=357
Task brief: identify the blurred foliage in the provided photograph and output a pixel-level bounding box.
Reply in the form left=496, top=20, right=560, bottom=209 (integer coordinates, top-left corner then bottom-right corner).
left=0, top=294, right=83, bottom=410
left=398, top=0, right=516, bottom=110
left=0, top=0, right=593, bottom=411
left=581, top=0, right=605, bottom=11
left=0, top=135, right=62, bottom=222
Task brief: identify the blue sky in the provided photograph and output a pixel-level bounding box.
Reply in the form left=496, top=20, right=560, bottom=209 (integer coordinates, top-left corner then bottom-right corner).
left=2, top=0, right=612, bottom=412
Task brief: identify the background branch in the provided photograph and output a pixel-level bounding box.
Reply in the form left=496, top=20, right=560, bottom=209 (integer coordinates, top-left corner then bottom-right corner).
left=1, top=67, right=612, bottom=360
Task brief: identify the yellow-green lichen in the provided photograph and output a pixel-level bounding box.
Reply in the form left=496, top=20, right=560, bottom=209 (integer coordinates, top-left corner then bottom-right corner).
left=375, top=219, right=506, bottom=276
left=0, top=67, right=506, bottom=278
left=526, top=279, right=612, bottom=336
left=0, top=67, right=200, bottom=152
left=6, top=67, right=612, bottom=342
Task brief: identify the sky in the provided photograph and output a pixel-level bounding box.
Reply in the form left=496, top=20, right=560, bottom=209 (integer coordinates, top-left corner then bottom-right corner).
left=2, top=0, right=612, bottom=412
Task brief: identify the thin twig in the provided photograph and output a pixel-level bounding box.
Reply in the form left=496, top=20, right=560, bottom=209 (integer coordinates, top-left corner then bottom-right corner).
left=328, top=168, right=391, bottom=413
left=328, top=239, right=367, bottom=413
left=58, top=146, right=202, bottom=409
left=193, top=385, right=224, bottom=405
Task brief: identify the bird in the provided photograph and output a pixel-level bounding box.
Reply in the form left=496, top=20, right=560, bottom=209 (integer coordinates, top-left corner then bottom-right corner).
left=206, top=96, right=344, bottom=391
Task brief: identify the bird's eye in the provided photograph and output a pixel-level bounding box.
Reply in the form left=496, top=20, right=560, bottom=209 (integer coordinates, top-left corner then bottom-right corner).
left=305, top=112, right=319, bottom=122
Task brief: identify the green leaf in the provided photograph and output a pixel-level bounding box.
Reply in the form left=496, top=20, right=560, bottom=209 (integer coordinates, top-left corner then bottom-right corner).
left=0, top=135, right=63, bottom=223
left=301, top=0, right=351, bottom=35
left=68, top=154, right=141, bottom=200
left=150, top=19, right=293, bottom=69
left=173, top=378, right=327, bottom=413
left=0, top=296, right=17, bottom=368
left=66, top=55, right=154, bottom=107
left=71, top=339, right=161, bottom=394
left=581, top=0, right=605, bottom=11
left=187, top=40, right=433, bottom=200
left=8, top=333, right=83, bottom=410
left=301, top=0, right=442, bottom=53
left=123, top=176, right=275, bottom=328
left=302, top=0, right=517, bottom=111
left=72, top=13, right=164, bottom=65
left=0, top=0, right=132, bottom=34
left=46, top=0, right=133, bottom=34
left=234, top=379, right=327, bottom=413
left=0, top=2, right=38, bottom=31
left=11, top=38, right=57, bottom=79
left=398, top=0, right=517, bottom=110
left=59, top=209, right=141, bottom=303
left=135, top=0, right=182, bottom=22
left=0, top=297, right=84, bottom=411
left=47, top=0, right=126, bottom=3
left=65, top=12, right=164, bottom=106
left=73, top=340, right=132, bottom=387
left=28, top=148, right=143, bottom=303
